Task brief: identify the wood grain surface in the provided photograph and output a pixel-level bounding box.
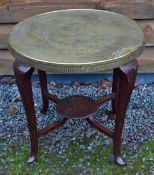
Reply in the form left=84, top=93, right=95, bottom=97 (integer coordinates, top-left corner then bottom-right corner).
left=0, top=50, right=15, bottom=75
left=137, top=47, right=154, bottom=73
left=98, top=0, right=154, bottom=19
left=137, top=20, right=154, bottom=47
left=0, top=0, right=154, bottom=23
left=0, top=24, right=13, bottom=49
left=0, top=0, right=99, bottom=23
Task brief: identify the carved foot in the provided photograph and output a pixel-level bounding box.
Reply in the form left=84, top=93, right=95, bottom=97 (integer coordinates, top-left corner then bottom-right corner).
left=27, top=154, right=36, bottom=163
left=114, top=155, right=127, bottom=166
left=112, top=60, right=138, bottom=166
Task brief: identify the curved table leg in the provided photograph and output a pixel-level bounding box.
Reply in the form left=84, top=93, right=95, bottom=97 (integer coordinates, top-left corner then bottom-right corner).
left=13, top=60, right=38, bottom=163
left=38, top=70, right=49, bottom=113
left=112, top=59, right=138, bottom=166
left=107, top=66, right=120, bottom=120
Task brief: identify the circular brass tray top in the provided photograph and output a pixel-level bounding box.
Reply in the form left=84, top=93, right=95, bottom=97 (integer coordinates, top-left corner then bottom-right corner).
left=9, top=9, right=145, bottom=73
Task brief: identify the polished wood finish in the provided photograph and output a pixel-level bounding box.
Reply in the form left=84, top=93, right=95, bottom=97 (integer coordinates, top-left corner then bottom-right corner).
left=112, top=59, right=138, bottom=166
left=13, top=59, right=138, bottom=166
left=56, top=95, right=98, bottom=119
left=86, top=116, right=114, bottom=138
left=45, top=93, right=59, bottom=104
left=14, top=60, right=68, bottom=162
left=96, top=93, right=115, bottom=106
left=37, top=118, right=67, bottom=138
left=13, top=60, right=38, bottom=162
left=38, top=70, right=49, bottom=113
left=10, top=8, right=143, bottom=166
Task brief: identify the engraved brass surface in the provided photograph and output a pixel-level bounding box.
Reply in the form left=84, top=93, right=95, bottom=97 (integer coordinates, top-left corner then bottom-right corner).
left=9, top=9, right=145, bottom=73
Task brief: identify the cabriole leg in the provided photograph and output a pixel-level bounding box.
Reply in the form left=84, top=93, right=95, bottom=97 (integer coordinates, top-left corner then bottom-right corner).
left=38, top=70, right=49, bottom=113
left=112, top=60, right=138, bottom=166
left=13, top=60, right=38, bottom=163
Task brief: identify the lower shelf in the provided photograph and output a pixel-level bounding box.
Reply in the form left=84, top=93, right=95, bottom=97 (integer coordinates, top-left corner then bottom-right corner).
left=56, top=95, right=98, bottom=119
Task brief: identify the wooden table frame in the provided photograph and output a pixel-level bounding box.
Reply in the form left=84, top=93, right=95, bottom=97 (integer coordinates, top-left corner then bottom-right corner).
left=13, top=59, right=138, bottom=166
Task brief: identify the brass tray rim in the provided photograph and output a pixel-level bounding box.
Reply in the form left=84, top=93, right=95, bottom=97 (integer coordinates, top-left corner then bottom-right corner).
left=8, top=9, right=145, bottom=72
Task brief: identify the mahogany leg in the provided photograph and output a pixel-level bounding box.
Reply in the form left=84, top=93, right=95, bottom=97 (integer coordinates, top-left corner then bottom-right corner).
left=13, top=60, right=38, bottom=163
left=107, top=67, right=120, bottom=120
left=38, top=70, right=49, bottom=113
left=112, top=59, right=138, bottom=166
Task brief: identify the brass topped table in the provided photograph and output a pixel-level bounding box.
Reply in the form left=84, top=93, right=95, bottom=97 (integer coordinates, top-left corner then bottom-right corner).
left=8, top=9, right=144, bottom=166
